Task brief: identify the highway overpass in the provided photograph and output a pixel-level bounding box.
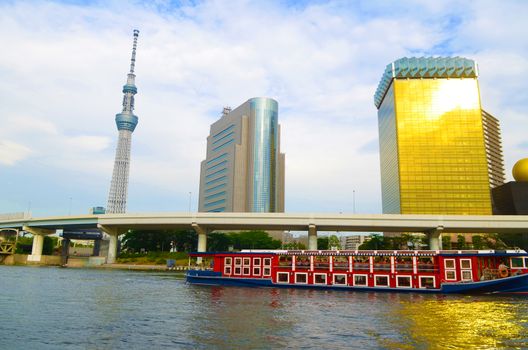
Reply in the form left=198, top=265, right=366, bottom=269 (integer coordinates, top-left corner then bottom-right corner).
left=1, top=212, right=527, bottom=263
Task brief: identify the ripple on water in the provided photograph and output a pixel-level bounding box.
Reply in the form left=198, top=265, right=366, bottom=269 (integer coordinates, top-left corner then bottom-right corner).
left=1, top=266, right=527, bottom=349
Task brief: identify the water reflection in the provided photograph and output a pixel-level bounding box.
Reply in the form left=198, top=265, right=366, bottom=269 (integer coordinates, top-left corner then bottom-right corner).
left=391, top=295, right=528, bottom=349
left=2, top=266, right=527, bottom=349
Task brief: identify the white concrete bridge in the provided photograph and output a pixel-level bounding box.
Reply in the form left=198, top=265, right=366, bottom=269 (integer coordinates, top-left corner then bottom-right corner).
left=1, top=212, right=527, bottom=263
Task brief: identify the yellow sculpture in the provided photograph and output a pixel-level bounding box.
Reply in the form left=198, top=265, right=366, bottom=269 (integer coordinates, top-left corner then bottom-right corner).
left=512, top=158, right=528, bottom=182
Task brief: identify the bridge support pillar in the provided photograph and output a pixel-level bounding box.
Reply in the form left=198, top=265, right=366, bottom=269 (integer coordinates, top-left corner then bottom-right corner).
left=428, top=226, right=444, bottom=251
left=24, top=226, right=55, bottom=262
left=61, top=238, right=70, bottom=265
left=308, top=224, right=317, bottom=250
left=97, top=225, right=120, bottom=264
left=192, top=223, right=208, bottom=264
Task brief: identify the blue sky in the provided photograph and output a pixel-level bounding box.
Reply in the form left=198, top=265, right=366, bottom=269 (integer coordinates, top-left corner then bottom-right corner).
left=1, top=0, right=527, bottom=217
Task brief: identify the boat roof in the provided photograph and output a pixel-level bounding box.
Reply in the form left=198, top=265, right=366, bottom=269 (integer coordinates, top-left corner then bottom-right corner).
left=190, top=249, right=528, bottom=257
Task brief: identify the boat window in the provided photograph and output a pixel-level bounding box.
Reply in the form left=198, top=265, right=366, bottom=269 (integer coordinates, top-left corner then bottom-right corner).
left=444, top=259, right=455, bottom=269
left=243, top=266, right=250, bottom=275
left=373, top=256, right=391, bottom=271
left=460, top=259, right=472, bottom=270
left=354, top=274, right=368, bottom=286
left=461, top=270, right=472, bottom=281
left=419, top=276, right=435, bottom=289
left=314, top=273, right=327, bottom=284
left=445, top=270, right=456, bottom=281
left=224, top=266, right=232, bottom=275
left=253, top=266, right=261, bottom=276
left=314, top=256, right=329, bottom=269
left=295, top=255, right=310, bottom=269
left=395, top=256, right=413, bottom=272
left=243, top=258, right=251, bottom=266
left=396, top=276, right=411, bottom=288
left=263, top=267, right=271, bottom=276
left=253, top=258, right=261, bottom=266
left=263, top=258, right=271, bottom=266
left=511, top=257, right=525, bottom=269
left=279, top=255, right=292, bottom=268
left=235, top=257, right=242, bottom=266
left=417, top=257, right=435, bottom=272
left=234, top=266, right=241, bottom=275
left=225, top=257, right=232, bottom=265
left=333, top=256, right=348, bottom=270
left=353, top=256, right=370, bottom=271
left=295, top=273, right=308, bottom=284
left=374, top=275, right=389, bottom=287
left=277, top=272, right=289, bottom=283
left=333, top=274, right=347, bottom=285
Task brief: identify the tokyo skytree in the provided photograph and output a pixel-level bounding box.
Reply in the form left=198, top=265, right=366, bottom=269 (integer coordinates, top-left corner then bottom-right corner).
left=106, top=29, right=140, bottom=214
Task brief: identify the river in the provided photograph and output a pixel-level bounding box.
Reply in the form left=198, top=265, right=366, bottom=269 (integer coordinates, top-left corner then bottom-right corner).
left=1, top=266, right=527, bottom=349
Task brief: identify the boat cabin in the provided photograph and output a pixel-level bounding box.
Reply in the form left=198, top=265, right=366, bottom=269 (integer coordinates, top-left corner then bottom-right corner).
left=191, top=250, right=528, bottom=290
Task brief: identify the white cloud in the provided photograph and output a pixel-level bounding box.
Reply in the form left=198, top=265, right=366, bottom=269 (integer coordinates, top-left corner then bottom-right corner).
left=0, top=0, right=527, bottom=216
left=0, top=140, right=32, bottom=166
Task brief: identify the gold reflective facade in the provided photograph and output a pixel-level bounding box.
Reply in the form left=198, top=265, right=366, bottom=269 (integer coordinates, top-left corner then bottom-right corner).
left=379, top=78, right=492, bottom=215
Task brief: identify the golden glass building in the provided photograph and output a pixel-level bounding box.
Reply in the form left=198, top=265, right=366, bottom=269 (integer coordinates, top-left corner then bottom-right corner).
left=374, top=57, right=505, bottom=216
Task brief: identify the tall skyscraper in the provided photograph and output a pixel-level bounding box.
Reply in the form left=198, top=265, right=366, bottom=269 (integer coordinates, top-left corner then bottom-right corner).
left=374, top=57, right=505, bottom=216
left=198, top=97, right=285, bottom=213
left=106, top=30, right=140, bottom=214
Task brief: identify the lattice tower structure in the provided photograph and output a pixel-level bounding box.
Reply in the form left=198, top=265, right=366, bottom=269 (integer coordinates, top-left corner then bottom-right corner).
left=107, top=30, right=140, bottom=214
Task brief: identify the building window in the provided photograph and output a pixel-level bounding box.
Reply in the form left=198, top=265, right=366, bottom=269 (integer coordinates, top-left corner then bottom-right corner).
left=213, top=124, right=235, bottom=139
left=206, top=152, right=228, bottom=165
left=205, top=191, right=226, bottom=201
left=396, top=276, right=412, bottom=288
left=354, top=274, right=368, bottom=286
left=205, top=168, right=228, bottom=179
left=277, top=272, right=289, bottom=283
left=333, top=274, right=347, bottom=285
left=212, top=138, right=235, bottom=152
left=314, top=273, right=327, bottom=285
left=205, top=183, right=227, bottom=194
left=295, top=273, right=308, bottom=284
left=374, top=275, right=389, bottom=287
left=419, top=276, right=435, bottom=289
left=206, top=160, right=228, bottom=172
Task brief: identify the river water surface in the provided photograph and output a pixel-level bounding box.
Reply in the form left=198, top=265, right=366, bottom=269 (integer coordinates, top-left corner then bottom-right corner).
left=1, top=266, right=527, bottom=349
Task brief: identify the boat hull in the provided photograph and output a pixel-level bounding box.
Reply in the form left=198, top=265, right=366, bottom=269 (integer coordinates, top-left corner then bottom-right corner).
left=186, top=270, right=528, bottom=294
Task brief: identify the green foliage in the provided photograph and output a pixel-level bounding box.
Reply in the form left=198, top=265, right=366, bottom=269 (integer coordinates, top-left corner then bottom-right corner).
left=282, top=241, right=306, bottom=250
left=122, top=229, right=197, bottom=253
left=497, top=233, right=528, bottom=251
left=442, top=236, right=452, bottom=250
left=15, top=236, right=33, bottom=254
left=358, top=233, right=426, bottom=250
left=43, top=236, right=58, bottom=255
left=208, top=232, right=232, bottom=251
left=317, top=237, right=329, bottom=250
left=457, top=235, right=467, bottom=249
left=227, top=230, right=281, bottom=250
left=117, top=251, right=189, bottom=265
left=328, top=235, right=341, bottom=250
left=359, top=234, right=384, bottom=250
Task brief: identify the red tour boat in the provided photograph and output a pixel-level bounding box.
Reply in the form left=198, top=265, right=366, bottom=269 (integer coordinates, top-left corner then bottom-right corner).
left=186, top=249, right=528, bottom=294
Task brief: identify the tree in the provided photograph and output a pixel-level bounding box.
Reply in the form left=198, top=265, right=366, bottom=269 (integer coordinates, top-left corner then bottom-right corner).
left=228, top=230, right=281, bottom=250
left=442, top=236, right=452, bottom=250
left=457, top=234, right=467, bottom=249
left=122, top=229, right=197, bottom=253
left=283, top=241, right=306, bottom=250
left=207, top=232, right=232, bottom=251
left=359, top=234, right=385, bottom=250
left=317, top=237, right=329, bottom=250
left=328, top=235, right=341, bottom=250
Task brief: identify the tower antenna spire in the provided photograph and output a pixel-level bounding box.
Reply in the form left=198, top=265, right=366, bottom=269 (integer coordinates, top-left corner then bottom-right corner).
left=129, top=29, right=139, bottom=74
